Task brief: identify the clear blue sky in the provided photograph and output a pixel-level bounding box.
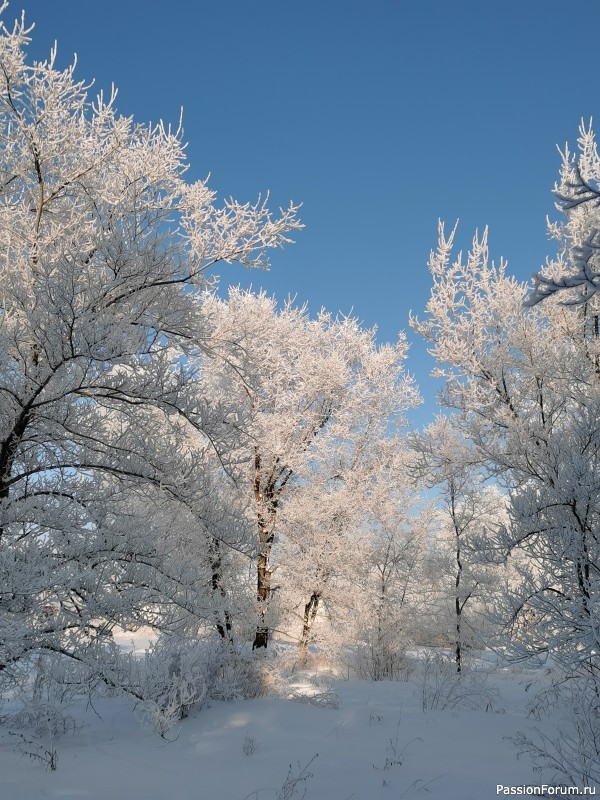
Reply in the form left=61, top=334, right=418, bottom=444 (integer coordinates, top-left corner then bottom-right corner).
left=18, top=0, right=600, bottom=424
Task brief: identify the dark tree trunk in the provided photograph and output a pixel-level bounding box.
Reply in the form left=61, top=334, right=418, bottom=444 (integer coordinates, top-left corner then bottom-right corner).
left=252, top=445, right=280, bottom=651
left=210, top=538, right=232, bottom=641
left=451, top=483, right=463, bottom=674
left=455, top=594, right=462, bottom=674
left=252, top=528, right=273, bottom=649
left=299, top=591, right=320, bottom=660
left=0, top=411, right=31, bottom=539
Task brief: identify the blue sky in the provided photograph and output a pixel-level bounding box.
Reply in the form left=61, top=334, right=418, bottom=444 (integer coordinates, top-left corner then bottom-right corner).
left=19, top=0, right=600, bottom=423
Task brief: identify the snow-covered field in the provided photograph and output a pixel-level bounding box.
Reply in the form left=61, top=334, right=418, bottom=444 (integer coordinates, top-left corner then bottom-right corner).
left=0, top=648, right=564, bottom=800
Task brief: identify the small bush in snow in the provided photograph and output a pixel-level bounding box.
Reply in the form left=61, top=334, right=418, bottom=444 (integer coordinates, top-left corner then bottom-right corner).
left=135, top=636, right=207, bottom=738
left=243, top=734, right=258, bottom=756
left=416, top=650, right=499, bottom=712
left=350, top=635, right=413, bottom=682
left=512, top=678, right=600, bottom=789
left=132, top=635, right=270, bottom=738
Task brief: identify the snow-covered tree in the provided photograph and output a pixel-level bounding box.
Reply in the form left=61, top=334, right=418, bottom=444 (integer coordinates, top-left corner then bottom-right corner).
left=347, top=460, right=432, bottom=680
left=501, top=123, right=600, bottom=784
left=527, top=121, right=600, bottom=308
left=197, top=288, right=420, bottom=650
left=410, top=416, right=506, bottom=671
left=0, top=5, right=300, bottom=703
left=279, top=473, right=362, bottom=661
left=413, top=188, right=600, bottom=781
left=278, top=441, right=426, bottom=664
left=412, top=219, right=600, bottom=677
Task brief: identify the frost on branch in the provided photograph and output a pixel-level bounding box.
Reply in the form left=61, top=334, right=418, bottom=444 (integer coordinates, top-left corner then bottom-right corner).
left=415, top=144, right=600, bottom=780
left=527, top=121, right=600, bottom=306
left=0, top=4, right=299, bottom=719
left=196, top=288, right=420, bottom=655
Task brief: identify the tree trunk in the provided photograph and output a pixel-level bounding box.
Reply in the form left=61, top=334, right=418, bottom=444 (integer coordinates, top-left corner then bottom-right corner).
left=299, top=592, right=320, bottom=660
left=210, top=538, right=232, bottom=641
left=0, top=411, right=31, bottom=540
left=455, top=594, right=462, bottom=674
left=252, top=447, right=278, bottom=650
left=451, top=484, right=462, bottom=674
left=253, top=541, right=272, bottom=649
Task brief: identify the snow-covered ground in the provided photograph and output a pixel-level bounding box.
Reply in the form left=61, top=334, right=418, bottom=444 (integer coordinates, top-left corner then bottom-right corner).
left=0, top=650, right=565, bottom=800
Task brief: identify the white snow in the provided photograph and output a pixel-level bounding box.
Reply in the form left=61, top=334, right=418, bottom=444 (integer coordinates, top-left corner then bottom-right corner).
left=0, top=650, right=563, bottom=800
